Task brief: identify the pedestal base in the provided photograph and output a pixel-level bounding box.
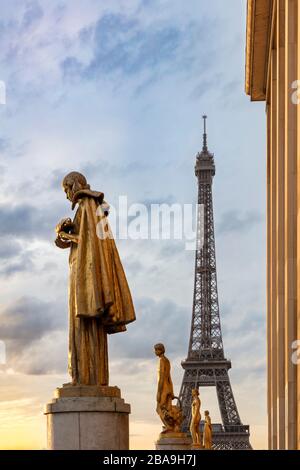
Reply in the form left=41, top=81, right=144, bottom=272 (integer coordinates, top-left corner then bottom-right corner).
left=155, top=433, right=192, bottom=450
left=190, top=443, right=203, bottom=450
left=45, top=384, right=130, bottom=450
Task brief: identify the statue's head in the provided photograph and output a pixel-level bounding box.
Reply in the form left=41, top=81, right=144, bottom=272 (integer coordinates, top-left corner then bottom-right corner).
left=192, top=388, right=199, bottom=397
left=205, top=410, right=210, bottom=416
left=62, top=172, right=90, bottom=202
left=154, top=343, right=165, bottom=357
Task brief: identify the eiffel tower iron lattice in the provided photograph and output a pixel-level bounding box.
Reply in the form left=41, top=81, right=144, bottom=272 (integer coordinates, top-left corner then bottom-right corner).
left=178, top=116, right=252, bottom=450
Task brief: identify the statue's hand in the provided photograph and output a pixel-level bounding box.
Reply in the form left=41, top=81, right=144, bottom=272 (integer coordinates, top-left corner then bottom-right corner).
left=55, top=218, right=73, bottom=235
left=55, top=236, right=71, bottom=249
left=58, top=230, right=70, bottom=240
left=58, top=231, right=79, bottom=244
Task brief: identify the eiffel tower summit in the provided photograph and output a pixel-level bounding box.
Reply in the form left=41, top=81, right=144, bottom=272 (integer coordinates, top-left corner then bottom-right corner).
left=179, top=116, right=252, bottom=450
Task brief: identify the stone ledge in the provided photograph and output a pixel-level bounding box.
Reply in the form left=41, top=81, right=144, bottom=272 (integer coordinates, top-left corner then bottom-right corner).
left=54, top=384, right=121, bottom=398
left=155, top=433, right=192, bottom=450
left=44, top=396, right=130, bottom=415
left=245, top=0, right=272, bottom=101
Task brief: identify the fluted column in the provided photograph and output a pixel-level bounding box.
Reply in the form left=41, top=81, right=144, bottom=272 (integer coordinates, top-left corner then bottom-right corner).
left=276, top=0, right=286, bottom=450
left=297, top=0, right=300, bottom=451
left=270, top=47, right=278, bottom=450
left=284, top=0, right=298, bottom=450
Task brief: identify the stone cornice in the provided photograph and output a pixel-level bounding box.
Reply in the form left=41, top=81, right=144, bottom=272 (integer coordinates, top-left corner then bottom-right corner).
left=245, top=0, right=273, bottom=101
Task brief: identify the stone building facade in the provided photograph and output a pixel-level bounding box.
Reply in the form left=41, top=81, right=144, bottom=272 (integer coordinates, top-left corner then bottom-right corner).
left=245, top=0, right=299, bottom=450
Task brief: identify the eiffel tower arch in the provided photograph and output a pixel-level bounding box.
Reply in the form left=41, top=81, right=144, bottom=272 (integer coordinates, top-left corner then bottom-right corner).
left=179, top=116, right=252, bottom=450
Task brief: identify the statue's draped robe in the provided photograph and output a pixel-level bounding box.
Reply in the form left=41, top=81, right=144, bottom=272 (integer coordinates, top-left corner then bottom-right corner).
left=190, top=397, right=201, bottom=443
left=204, top=416, right=212, bottom=449
left=157, top=356, right=174, bottom=411
left=69, top=190, right=135, bottom=385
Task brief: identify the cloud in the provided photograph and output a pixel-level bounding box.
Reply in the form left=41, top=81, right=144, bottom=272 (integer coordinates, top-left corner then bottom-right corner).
left=0, top=197, right=65, bottom=277
left=0, top=138, right=10, bottom=152
left=217, top=210, right=263, bottom=235
left=60, top=10, right=212, bottom=93
left=157, top=240, right=185, bottom=258
left=0, top=138, right=30, bottom=160
left=60, top=56, right=83, bottom=80
left=223, top=309, right=265, bottom=338
left=0, top=202, right=59, bottom=240
left=0, top=250, right=35, bottom=278
left=11, top=330, right=67, bottom=375
left=0, top=204, right=43, bottom=237
left=0, top=296, right=67, bottom=374
left=22, top=1, right=44, bottom=30
left=110, top=296, right=190, bottom=361
left=62, top=13, right=183, bottom=79
left=0, top=238, right=23, bottom=260
left=141, top=194, right=176, bottom=208
left=48, top=168, right=68, bottom=189
left=0, top=238, right=36, bottom=278
left=0, top=296, right=65, bottom=345
left=89, top=14, right=182, bottom=76
left=81, top=159, right=151, bottom=181
left=123, top=258, right=144, bottom=275
left=190, top=76, right=221, bottom=100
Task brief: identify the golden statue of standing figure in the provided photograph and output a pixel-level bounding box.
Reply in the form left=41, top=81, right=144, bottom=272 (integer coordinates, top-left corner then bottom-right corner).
left=190, top=388, right=202, bottom=449
left=154, top=343, right=183, bottom=435
left=204, top=410, right=213, bottom=450
left=55, top=171, right=136, bottom=386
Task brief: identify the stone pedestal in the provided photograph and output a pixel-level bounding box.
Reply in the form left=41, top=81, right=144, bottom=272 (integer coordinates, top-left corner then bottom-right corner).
left=155, top=432, right=192, bottom=450
left=45, top=384, right=130, bottom=450
left=190, top=443, right=203, bottom=450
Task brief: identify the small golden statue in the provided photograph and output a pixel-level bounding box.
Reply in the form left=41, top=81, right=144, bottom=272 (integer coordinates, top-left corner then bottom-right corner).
left=154, top=343, right=183, bottom=435
left=203, top=410, right=213, bottom=450
left=190, top=388, right=202, bottom=448
left=55, top=171, right=136, bottom=387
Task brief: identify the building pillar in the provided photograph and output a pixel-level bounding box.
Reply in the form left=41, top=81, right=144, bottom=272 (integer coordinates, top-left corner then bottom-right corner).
left=266, top=101, right=271, bottom=451
left=270, top=47, right=278, bottom=450
left=284, top=0, right=298, bottom=450
left=297, top=0, right=300, bottom=451
left=276, top=0, right=286, bottom=450
left=245, top=0, right=300, bottom=450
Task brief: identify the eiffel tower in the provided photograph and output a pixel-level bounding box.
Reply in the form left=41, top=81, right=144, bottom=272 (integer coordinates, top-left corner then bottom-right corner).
left=179, top=116, right=252, bottom=450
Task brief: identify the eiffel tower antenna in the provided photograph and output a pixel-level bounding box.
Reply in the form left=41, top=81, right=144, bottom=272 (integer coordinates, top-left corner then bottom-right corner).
left=202, top=115, right=208, bottom=151
left=178, top=118, right=252, bottom=450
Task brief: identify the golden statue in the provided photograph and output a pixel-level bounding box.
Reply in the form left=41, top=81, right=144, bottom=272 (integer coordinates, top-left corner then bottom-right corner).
left=190, top=388, right=202, bottom=448
left=203, top=410, right=213, bottom=449
left=154, top=343, right=183, bottom=435
left=55, top=172, right=136, bottom=386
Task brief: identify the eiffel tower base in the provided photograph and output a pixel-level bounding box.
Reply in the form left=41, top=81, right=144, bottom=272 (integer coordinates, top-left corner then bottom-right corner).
left=155, top=433, right=192, bottom=450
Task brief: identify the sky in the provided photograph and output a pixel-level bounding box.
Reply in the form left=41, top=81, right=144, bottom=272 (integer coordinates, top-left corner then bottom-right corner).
left=0, top=0, right=267, bottom=450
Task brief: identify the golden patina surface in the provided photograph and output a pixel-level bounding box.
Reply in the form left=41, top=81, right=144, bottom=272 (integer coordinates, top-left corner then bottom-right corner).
left=204, top=410, right=213, bottom=450
left=55, top=171, right=136, bottom=387
left=190, top=388, right=202, bottom=448
left=245, top=0, right=272, bottom=100
left=154, top=343, right=183, bottom=435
